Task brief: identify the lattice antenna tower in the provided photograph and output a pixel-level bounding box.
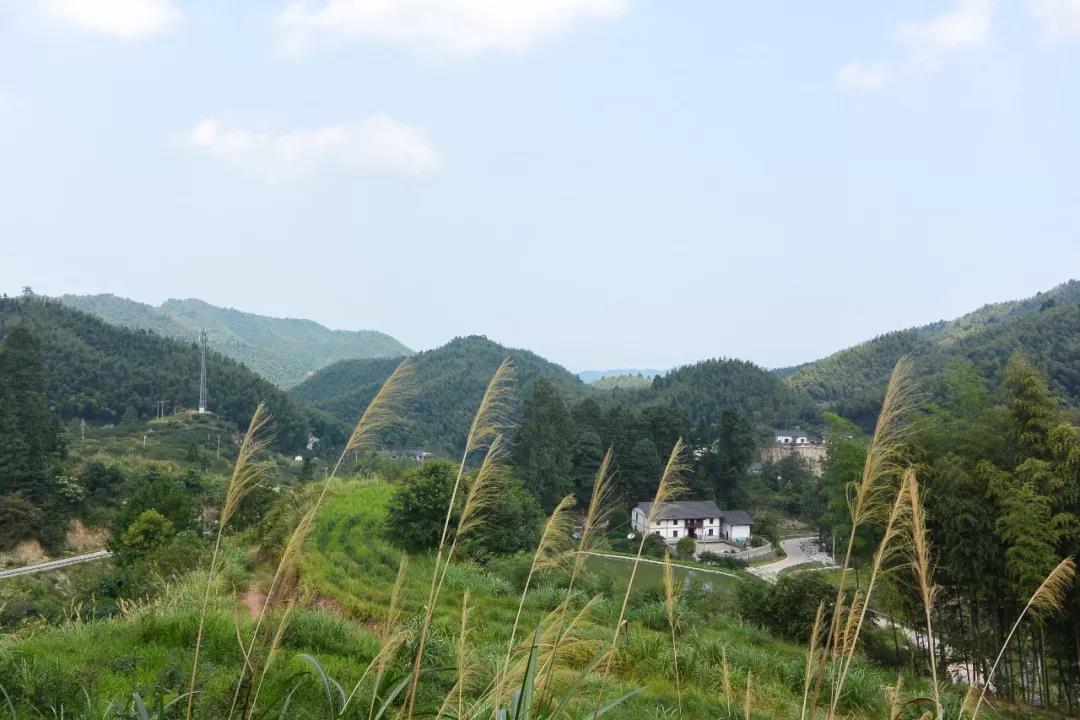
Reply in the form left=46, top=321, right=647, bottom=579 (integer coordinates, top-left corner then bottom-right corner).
left=198, top=329, right=208, bottom=414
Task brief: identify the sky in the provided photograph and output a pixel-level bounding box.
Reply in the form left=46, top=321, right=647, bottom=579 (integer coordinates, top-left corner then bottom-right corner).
left=2, top=0, right=1079, bottom=372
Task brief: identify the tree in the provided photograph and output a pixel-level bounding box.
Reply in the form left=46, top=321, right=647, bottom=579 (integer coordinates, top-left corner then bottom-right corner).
left=0, top=495, right=43, bottom=550
left=695, top=408, right=755, bottom=505
left=113, top=471, right=199, bottom=536
left=512, top=378, right=574, bottom=511
left=0, top=325, right=64, bottom=506
left=116, top=509, right=175, bottom=565
left=462, top=476, right=543, bottom=557
left=675, top=536, right=696, bottom=560
left=386, top=460, right=458, bottom=552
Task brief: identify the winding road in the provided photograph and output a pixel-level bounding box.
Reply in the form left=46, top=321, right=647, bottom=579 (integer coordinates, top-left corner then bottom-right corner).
left=748, top=537, right=834, bottom=582
left=0, top=549, right=111, bottom=581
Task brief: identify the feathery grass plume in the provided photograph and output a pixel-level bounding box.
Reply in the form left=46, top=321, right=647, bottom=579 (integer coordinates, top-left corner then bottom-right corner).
left=404, top=360, right=516, bottom=719
left=799, top=601, right=826, bottom=720
left=335, top=359, right=414, bottom=475
left=969, top=557, right=1076, bottom=720
left=592, top=439, right=687, bottom=719
left=829, top=478, right=912, bottom=720
left=886, top=676, right=905, bottom=720
left=228, top=364, right=412, bottom=720
left=538, top=449, right=615, bottom=707
left=187, top=402, right=273, bottom=720
left=905, top=470, right=942, bottom=720
left=721, top=647, right=733, bottom=704
left=814, top=358, right=916, bottom=717
left=496, top=494, right=576, bottom=702
left=743, top=670, right=753, bottom=720
left=663, top=551, right=683, bottom=718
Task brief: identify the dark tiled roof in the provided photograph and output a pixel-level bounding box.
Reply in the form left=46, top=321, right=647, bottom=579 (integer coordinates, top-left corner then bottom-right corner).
left=774, top=429, right=810, bottom=437
left=634, top=501, right=753, bottom=526
left=719, top=509, right=754, bottom=526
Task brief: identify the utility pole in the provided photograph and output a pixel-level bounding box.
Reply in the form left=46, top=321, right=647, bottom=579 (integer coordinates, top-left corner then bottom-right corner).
left=156, top=400, right=167, bottom=418
left=216, top=435, right=220, bottom=460
left=80, top=418, right=85, bottom=442
left=198, top=329, right=208, bottom=414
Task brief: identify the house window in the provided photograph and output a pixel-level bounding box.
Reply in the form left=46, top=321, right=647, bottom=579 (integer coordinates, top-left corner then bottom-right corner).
left=653, top=530, right=660, bottom=536
left=708, top=529, right=714, bottom=536
left=672, top=530, right=678, bottom=538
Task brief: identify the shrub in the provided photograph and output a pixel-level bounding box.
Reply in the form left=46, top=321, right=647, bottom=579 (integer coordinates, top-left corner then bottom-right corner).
left=698, top=551, right=748, bottom=570
left=736, top=573, right=837, bottom=642
left=675, top=536, right=697, bottom=560
left=0, top=495, right=42, bottom=550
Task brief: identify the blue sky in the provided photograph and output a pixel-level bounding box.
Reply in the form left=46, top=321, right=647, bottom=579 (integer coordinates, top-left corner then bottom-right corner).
left=1, top=0, right=1079, bottom=371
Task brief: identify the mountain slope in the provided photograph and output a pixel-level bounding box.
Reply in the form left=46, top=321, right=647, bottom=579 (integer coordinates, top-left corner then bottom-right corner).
left=1, top=296, right=342, bottom=451
left=652, top=358, right=818, bottom=430
left=59, top=294, right=411, bottom=388
left=292, top=335, right=584, bottom=452
left=785, top=280, right=1080, bottom=423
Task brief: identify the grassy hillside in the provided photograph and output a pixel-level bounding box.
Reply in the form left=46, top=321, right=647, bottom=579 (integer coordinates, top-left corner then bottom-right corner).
left=0, top=296, right=343, bottom=452
left=59, top=294, right=411, bottom=388
left=291, top=335, right=585, bottom=453
left=785, top=280, right=1080, bottom=424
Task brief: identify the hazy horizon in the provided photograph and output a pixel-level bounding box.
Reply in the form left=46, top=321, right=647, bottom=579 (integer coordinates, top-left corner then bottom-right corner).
left=3, top=1, right=1079, bottom=370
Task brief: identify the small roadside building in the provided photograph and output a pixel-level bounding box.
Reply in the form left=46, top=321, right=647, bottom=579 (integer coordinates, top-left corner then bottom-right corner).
left=631, top=500, right=754, bottom=545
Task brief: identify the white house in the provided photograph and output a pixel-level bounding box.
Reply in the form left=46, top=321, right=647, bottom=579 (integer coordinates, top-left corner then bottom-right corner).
left=631, top=500, right=754, bottom=545
left=774, top=429, right=816, bottom=445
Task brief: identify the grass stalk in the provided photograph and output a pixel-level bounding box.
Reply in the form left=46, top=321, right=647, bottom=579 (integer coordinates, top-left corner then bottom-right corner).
left=968, top=557, right=1076, bottom=720
left=591, top=438, right=687, bottom=719
left=662, top=551, right=682, bottom=718
left=186, top=402, right=273, bottom=720
left=403, top=360, right=515, bottom=719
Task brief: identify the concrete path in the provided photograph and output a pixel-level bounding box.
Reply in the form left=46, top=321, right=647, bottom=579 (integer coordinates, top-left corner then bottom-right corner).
left=579, top=551, right=742, bottom=579
left=0, top=549, right=111, bottom=581
left=747, top=537, right=834, bottom=582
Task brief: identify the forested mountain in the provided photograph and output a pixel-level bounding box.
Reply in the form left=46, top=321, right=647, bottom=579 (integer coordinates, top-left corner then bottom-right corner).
left=0, top=296, right=342, bottom=451
left=653, top=358, right=818, bottom=430
left=59, top=294, right=410, bottom=388
left=578, top=368, right=663, bottom=383
left=291, top=335, right=585, bottom=452
left=785, top=280, right=1080, bottom=424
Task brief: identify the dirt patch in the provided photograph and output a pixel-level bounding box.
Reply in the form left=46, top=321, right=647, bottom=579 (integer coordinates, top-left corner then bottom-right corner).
left=65, top=519, right=109, bottom=553
left=241, top=589, right=266, bottom=618
left=0, top=539, right=49, bottom=568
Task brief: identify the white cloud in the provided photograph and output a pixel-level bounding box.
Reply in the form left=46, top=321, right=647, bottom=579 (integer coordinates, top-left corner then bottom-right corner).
left=187, top=116, right=442, bottom=183
left=1031, top=0, right=1080, bottom=40
left=276, top=0, right=628, bottom=57
left=38, top=0, right=184, bottom=37
left=896, top=0, right=995, bottom=64
left=835, top=60, right=889, bottom=90
left=834, top=0, right=996, bottom=90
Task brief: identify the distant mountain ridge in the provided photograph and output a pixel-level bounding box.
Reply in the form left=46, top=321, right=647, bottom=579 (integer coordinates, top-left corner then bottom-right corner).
left=0, top=297, right=343, bottom=452
left=578, top=368, right=664, bottom=383
left=291, top=335, right=584, bottom=453
left=58, top=294, right=411, bottom=389
left=783, top=280, right=1080, bottom=424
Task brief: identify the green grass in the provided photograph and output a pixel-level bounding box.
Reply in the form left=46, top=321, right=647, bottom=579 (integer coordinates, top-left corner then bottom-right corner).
left=0, top=477, right=1050, bottom=719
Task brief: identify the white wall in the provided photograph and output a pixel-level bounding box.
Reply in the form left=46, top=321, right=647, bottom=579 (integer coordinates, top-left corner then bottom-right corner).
left=723, top=523, right=751, bottom=542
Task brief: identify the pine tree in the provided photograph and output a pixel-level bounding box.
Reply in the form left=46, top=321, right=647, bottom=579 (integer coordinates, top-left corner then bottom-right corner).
left=0, top=324, right=64, bottom=505
left=512, top=377, right=574, bottom=511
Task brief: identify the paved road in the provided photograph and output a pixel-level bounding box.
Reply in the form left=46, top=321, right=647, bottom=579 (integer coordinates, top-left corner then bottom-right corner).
left=579, top=551, right=742, bottom=579
left=748, top=537, right=833, bottom=581
left=0, top=549, right=111, bottom=581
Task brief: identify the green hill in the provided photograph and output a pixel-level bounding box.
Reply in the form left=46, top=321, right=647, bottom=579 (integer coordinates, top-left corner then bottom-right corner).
left=0, top=296, right=342, bottom=452
left=58, top=294, right=411, bottom=388
left=291, top=335, right=585, bottom=453
left=652, top=357, right=819, bottom=430
left=784, top=280, right=1080, bottom=423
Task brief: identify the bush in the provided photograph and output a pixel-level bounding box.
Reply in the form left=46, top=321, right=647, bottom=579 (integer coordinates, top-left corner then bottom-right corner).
left=697, top=551, right=748, bottom=570
left=0, top=495, right=42, bottom=550
left=640, top=533, right=668, bottom=558
left=736, top=573, right=837, bottom=642
left=675, top=536, right=696, bottom=560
